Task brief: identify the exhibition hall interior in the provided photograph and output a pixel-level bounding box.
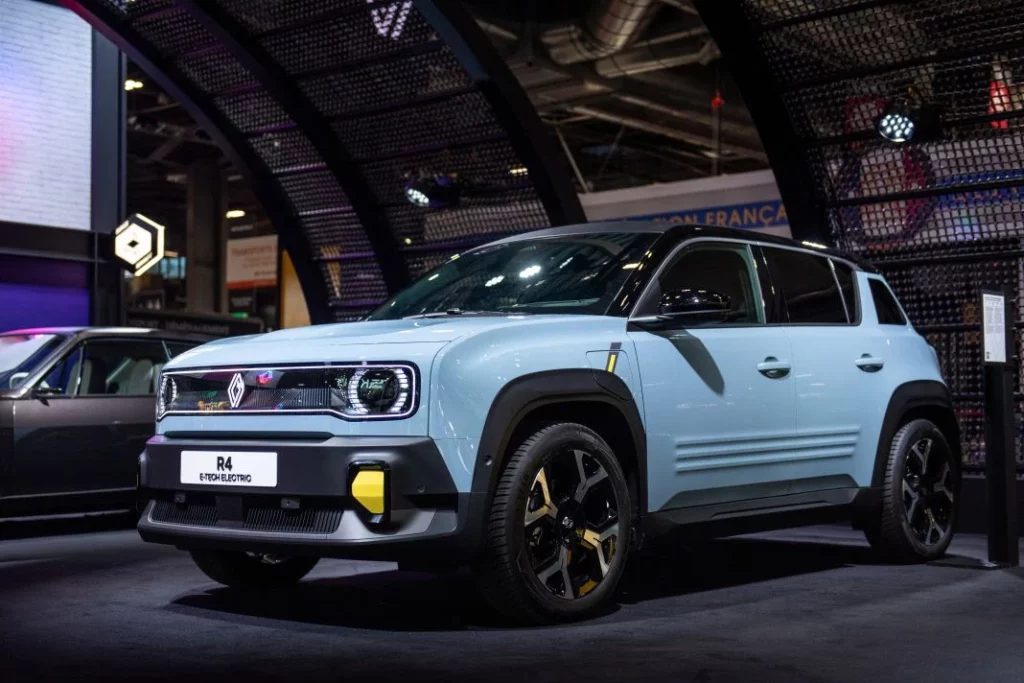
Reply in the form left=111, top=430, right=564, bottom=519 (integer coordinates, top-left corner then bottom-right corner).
left=2, top=0, right=1024, bottom=680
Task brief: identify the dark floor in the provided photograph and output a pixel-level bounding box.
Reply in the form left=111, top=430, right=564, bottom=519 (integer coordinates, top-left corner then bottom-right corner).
left=1, top=521, right=1022, bottom=683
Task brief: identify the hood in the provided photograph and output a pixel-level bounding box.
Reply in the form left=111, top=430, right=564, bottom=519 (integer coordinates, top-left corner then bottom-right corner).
left=165, top=315, right=606, bottom=369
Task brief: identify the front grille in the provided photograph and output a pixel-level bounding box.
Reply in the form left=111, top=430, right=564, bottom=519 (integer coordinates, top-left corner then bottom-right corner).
left=244, top=505, right=342, bottom=534
left=159, top=363, right=417, bottom=419
left=151, top=499, right=218, bottom=526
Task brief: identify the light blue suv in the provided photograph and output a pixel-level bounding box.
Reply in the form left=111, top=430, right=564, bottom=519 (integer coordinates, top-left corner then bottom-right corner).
left=139, top=221, right=960, bottom=623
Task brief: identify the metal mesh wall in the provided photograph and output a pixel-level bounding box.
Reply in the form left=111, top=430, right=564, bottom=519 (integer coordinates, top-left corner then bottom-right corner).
left=71, top=0, right=582, bottom=322
left=730, top=0, right=1024, bottom=471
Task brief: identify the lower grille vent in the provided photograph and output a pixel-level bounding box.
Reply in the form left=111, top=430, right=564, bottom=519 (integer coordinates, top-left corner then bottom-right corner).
left=152, top=500, right=218, bottom=526
left=243, top=505, right=342, bottom=534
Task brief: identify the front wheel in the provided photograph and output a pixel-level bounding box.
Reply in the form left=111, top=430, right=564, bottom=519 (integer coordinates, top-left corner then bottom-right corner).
left=190, top=550, right=319, bottom=589
left=477, top=423, right=632, bottom=624
left=866, top=419, right=959, bottom=562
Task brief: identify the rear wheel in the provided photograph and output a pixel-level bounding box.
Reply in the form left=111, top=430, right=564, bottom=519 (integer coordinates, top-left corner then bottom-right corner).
left=190, top=550, right=319, bottom=589
left=866, top=419, right=958, bottom=562
left=477, top=423, right=631, bottom=624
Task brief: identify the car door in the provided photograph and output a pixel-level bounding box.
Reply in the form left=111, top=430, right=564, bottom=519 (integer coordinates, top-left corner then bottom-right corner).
left=10, top=337, right=168, bottom=515
left=628, top=240, right=798, bottom=512
left=759, top=246, right=886, bottom=489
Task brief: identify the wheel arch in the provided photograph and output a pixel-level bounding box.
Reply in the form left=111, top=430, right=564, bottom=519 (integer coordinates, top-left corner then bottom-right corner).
left=872, top=380, right=961, bottom=488
left=472, top=369, right=648, bottom=516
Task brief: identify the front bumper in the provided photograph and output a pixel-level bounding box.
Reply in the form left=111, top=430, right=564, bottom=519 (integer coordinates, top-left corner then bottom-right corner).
left=137, top=435, right=485, bottom=563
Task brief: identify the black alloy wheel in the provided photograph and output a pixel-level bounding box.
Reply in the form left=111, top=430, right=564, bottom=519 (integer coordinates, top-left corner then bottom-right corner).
left=477, top=422, right=632, bottom=624
left=523, top=446, right=620, bottom=600
left=867, top=419, right=958, bottom=561
left=901, top=434, right=956, bottom=547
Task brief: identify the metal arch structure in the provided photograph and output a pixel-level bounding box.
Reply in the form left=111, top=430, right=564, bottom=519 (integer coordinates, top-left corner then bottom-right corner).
left=696, top=0, right=1024, bottom=471
left=65, top=0, right=585, bottom=323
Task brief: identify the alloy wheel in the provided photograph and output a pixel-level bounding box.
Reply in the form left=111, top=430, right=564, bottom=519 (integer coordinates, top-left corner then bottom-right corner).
left=902, top=437, right=955, bottom=546
left=524, top=447, right=620, bottom=600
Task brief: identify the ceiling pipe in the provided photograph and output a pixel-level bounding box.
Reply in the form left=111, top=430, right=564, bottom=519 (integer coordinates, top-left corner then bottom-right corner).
left=547, top=0, right=660, bottom=65
left=594, top=39, right=719, bottom=78
left=567, top=105, right=768, bottom=163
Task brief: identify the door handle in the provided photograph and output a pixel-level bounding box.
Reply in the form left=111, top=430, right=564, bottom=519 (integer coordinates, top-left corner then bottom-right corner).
left=757, top=357, right=791, bottom=379
left=855, top=354, right=885, bottom=372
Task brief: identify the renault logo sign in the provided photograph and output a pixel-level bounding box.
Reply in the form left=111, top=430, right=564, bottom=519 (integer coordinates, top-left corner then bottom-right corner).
left=227, top=373, right=246, bottom=409
left=114, top=213, right=165, bottom=276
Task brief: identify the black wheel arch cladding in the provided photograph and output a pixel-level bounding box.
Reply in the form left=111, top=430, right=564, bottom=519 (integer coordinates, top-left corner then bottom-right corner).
left=473, top=369, right=647, bottom=515
left=872, top=380, right=960, bottom=489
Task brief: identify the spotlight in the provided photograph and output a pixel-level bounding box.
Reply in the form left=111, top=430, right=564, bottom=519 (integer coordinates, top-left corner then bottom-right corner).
left=124, top=78, right=144, bottom=91
left=225, top=209, right=247, bottom=219
left=403, top=171, right=464, bottom=209
left=876, top=108, right=915, bottom=143
left=875, top=95, right=940, bottom=144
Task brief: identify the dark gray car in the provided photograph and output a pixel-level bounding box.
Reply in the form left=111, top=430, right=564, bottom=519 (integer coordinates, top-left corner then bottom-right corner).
left=0, top=327, right=203, bottom=521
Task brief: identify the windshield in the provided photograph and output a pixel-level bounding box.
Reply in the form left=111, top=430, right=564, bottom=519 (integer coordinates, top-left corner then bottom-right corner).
left=368, top=232, right=658, bottom=320
left=0, top=334, right=66, bottom=390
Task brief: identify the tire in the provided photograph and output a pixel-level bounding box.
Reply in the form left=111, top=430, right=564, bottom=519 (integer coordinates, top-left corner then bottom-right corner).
left=190, top=550, right=319, bottom=589
left=477, top=422, right=632, bottom=624
left=866, top=419, right=959, bottom=562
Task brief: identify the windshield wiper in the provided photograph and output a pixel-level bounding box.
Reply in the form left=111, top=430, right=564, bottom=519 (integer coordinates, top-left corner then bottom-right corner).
left=403, top=308, right=511, bottom=319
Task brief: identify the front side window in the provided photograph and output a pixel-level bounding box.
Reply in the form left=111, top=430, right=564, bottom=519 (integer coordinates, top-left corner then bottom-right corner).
left=37, top=347, right=84, bottom=396
left=763, top=248, right=847, bottom=324
left=77, top=340, right=169, bottom=396
left=367, top=232, right=658, bottom=320
left=638, top=242, right=762, bottom=324
left=0, top=333, right=66, bottom=390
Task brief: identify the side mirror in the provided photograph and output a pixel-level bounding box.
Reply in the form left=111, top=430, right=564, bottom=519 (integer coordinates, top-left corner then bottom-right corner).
left=659, top=288, right=733, bottom=322
left=8, top=372, right=29, bottom=389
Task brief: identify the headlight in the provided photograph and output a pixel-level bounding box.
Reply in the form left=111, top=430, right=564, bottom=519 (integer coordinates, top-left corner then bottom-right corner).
left=157, top=363, right=418, bottom=420
left=342, top=367, right=412, bottom=416
left=157, top=374, right=177, bottom=420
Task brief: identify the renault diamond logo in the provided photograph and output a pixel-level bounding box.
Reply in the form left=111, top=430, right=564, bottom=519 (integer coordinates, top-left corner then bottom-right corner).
left=227, top=373, right=246, bottom=409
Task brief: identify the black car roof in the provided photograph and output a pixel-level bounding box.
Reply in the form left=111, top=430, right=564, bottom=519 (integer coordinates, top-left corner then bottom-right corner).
left=491, top=220, right=877, bottom=272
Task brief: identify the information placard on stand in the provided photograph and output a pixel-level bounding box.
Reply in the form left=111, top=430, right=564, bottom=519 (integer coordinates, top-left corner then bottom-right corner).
left=980, top=287, right=1018, bottom=567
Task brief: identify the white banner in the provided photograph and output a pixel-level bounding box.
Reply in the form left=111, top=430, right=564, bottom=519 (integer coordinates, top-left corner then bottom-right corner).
left=226, top=234, right=278, bottom=290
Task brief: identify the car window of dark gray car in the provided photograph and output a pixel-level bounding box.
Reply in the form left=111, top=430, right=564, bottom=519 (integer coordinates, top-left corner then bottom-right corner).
left=165, top=341, right=197, bottom=358
left=37, top=346, right=84, bottom=395
left=77, top=340, right=169, bottom=396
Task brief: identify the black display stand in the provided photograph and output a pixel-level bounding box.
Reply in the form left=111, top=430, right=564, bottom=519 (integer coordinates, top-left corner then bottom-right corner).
left=981, top=287, right=1019, bottom=567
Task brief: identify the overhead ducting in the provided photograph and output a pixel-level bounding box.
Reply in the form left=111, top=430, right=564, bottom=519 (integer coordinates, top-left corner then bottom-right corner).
left=547, top=0, right=660, bottom=64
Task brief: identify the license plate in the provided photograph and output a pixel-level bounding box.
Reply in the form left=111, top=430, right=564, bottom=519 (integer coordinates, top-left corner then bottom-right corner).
left=180, top=450, right=277, bottom=487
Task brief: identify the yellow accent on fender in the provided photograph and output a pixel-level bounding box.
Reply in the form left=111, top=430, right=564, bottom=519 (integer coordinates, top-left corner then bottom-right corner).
left=605, top=352, right=618, bottom=373
left=351, top=470, right=386, bottom=515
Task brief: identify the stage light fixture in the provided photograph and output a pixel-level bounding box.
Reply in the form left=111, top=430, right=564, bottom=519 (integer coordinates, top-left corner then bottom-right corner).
left=403, top=172, right=464, bottom=209
left=877, top=108, right=915, bottom=143
left=875, top=94, right=940, bottom=144
left=225, top=209, right=247, bottom=219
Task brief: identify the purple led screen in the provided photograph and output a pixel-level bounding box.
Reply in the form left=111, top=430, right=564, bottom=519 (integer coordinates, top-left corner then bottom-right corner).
left=0, top=255, right=90, bottom=332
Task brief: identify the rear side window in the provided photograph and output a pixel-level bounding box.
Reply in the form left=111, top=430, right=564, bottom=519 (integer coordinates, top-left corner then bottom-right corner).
left=832, top=261, right=859, bottom=323
left=869, top=279, right=907, bottom=325
left=762, top=248, right=847, bottom=324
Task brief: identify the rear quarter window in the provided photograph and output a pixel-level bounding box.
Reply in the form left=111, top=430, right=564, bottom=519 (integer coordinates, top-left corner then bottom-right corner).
left=869, top=279, right=907, bottom=325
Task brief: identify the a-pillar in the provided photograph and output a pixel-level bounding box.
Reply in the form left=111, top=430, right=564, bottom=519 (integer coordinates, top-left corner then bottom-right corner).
left=186, top=160, right=224, bottom=313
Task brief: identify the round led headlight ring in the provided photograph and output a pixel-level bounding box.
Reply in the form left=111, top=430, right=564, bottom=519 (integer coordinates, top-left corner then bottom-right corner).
left=348, top=367, right=411, bottom=416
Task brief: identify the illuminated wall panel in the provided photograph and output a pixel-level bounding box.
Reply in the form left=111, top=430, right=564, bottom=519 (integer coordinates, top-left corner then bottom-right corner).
left=0, top=0, right=93, bottom=231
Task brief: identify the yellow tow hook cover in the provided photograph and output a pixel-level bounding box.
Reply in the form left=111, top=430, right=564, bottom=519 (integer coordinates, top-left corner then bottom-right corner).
left=351, top=469, right=386, bottom=515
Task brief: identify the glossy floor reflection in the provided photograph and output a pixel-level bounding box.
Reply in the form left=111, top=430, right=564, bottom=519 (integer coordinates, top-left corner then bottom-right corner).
left=1, top=523, right=1022, bottom=682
